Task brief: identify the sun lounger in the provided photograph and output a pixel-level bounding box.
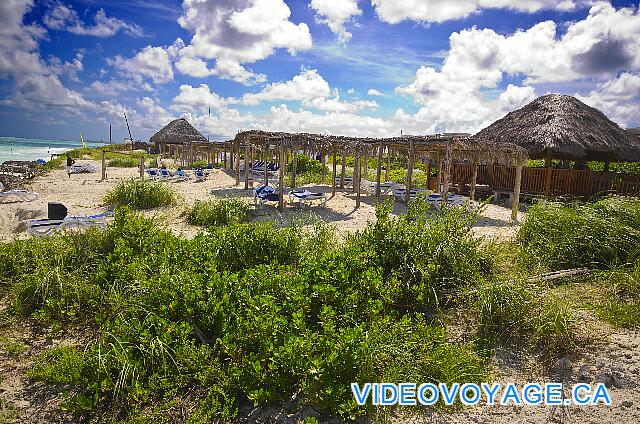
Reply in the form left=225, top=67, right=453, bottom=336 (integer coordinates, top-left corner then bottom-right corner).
left=70, top=164, right=99, bottom=174
left=289, top=189, right=327, bottom=209
left=159, top=168, right=173, bottom=180
left=334, top=176, right=354, bottom=188
left=194, top=169, right=206, bottom=182
left=27, top=211, right=113, bottom=237
left=174, top=170, right=191, bottom=182
left=392, top=187, right=426, bottom=203
left=254, top=185, right=282, bottom=211
left=0, top=189, right=39, bottom=203
left=370, top=181, right=404, bottom=196
left=427, top=193, right=478, bottom=211
left=146, top=169, right=160, bottom=180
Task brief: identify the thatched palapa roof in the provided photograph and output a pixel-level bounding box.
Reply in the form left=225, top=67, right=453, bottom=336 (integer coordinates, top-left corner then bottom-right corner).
left=149, top=118, right=207, bottom=145
left=474, top=94, right=640, bottom=162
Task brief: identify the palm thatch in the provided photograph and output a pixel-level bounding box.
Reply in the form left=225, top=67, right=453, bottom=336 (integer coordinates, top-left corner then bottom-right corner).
left=149, top=118, right=207, bottom=145
left=474, top=94, right=640, bottom=162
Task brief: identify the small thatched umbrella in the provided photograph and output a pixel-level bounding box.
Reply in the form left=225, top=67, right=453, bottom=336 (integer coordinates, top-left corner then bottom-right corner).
left=149, top=118, right=207, bottom=146
left=474, top=94, right=640, bottom=163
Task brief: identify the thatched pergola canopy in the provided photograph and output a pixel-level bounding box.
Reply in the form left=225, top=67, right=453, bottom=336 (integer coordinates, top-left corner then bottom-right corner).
left=234, top=130, right=527, bottom=166
left=474, top=94, right=640, bottom=162
left=149, top=118, right=207, bottom=145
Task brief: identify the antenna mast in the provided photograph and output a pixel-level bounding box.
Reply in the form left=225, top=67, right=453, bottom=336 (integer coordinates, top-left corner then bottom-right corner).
left=124, top=112, right=133, bottom=148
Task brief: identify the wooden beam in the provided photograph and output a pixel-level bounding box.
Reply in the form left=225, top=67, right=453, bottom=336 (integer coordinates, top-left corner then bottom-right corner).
left=375, top=140, right=383, bottom=200
left=406, top=139, right=415, bottom=204
left=139, top=156, right=145, bottom=179
left=291, top=144, right=298, bottom=188
left=332, top=149, right=337, bottom=196
left=244, top=141, right=250, bottom=190
left=512, top=162, right=523, bottom=223
left=235, top=141, right=241, bottom=185
left=101, top=150, right=106, bottom=181
left=279, top=140, right=285, bottom=210
left=363, top=148, right=369, bottom=180
left=385, top=148, right=390, bottom=182
left=321, top=149, right=326, bottom=184
left=340, top=150, right=346, bottom=189
left=223, top=142, right=227, bottom=169
left=469, top=159, right=479, bottom=201
left=264, top=142, right=269, bottom=186
left=442, top=141, right=452, bottom=206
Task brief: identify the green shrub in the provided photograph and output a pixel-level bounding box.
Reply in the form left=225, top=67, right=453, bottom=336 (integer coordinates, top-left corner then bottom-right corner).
left=104, top=178, right=176, bottom=210
left=184, top=198, right=250, bottom=227
left=107, top=157, right=140, bottom=168
left=518, top=197, right=640, bottom=270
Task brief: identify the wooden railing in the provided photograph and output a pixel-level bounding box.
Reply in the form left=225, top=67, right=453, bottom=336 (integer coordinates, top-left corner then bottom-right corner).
left=450, top=163, right=640, bottom=198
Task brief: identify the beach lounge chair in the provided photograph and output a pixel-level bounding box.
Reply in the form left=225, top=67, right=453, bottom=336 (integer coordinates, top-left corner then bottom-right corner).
left=427, top=193, right=478, bottom=211
left=146, top=169, right=160, bottom=180
left=0, top=189, right=39, bottom=203
left=254, top=185, right=282, bottom=211
left=369, top=181, right=404, bottom=196
left=289, top=189, right=327, bottom=209
left=334, top=176, right=354, bottom=188
left=174, top=169, right=191, bottom=182
left=27, top=211, right=113, bottom=237
left=159, top=168, right=173, bottom=180
left=392, top=187, right=426, bottom=203
left=194, top=169, right=206, bottom=182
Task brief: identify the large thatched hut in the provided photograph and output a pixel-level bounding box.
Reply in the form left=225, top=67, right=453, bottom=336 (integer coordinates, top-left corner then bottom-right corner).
left=149, top=118, right=207, bottom=147
left=474, top=94, right=640, bottom=164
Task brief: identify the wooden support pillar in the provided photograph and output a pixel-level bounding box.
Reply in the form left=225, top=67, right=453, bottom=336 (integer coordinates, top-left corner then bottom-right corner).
left=375, top=141, right=383, bottom=200
left=230, top=142, right=235, bottom=171
left=332, top=149, right=337, bottom=196
left=385, top=148, right=391, bottom=182
left=340, top=150, right=346, bottom=188
left=264, top=142, right=269, bottom=186
left=139, top=156, right=145, bottom=179
left=363, top=148, right=369, bottom=180
left=223, top=142, right=228, bottom=169
left=321, top=149, right=326, bottom=184
left=244, top=141, right=250, bottom=190
left=512, top=162, right=523, bottom=223
left=235, top=142, right=241, bottom=185
left=469, top=159, right=479, bottom=201
left=291, top=145, right=298, bottom=188
left=441, top=142, right=452, bottom=206
left=544, top=151, right=553, bottom=196
left=189, top=141, right=194, bottom=169
left=279, top=140, right=285, bottom=210
left=101, top=150, right=106, bottom=181
left=354, top=148, right=361, bottom=208
left=426, top=161, right=432, bottom=190
left=406, top=140, right=415, bottom=204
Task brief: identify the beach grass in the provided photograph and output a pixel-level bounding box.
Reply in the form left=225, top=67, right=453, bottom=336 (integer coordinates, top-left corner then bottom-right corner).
left=103, top=178, right=177, bottom=210
left=184, top=197, right=250, bottom=227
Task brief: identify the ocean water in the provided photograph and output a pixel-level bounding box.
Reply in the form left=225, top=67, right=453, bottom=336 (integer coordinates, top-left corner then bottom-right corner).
left=0, top=137, right=107, bottom=164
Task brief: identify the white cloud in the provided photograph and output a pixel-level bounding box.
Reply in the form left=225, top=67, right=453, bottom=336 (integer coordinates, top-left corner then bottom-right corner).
left=172, top=84, right=228, bottom=113
left=176, top=0, right=312, bottom=84
left=310, top=0, right=361, bottom=43
left=370, top=0, right=584, bottom=24
left=577, top=72, right=640, bottom=127
left=241, top=68, right=331, bottom=105
left=43, top=2, right=144, bottom=37
left=367, top=88, right=385, bottom=96
left=48, top=51, right=84, bottom=82
left=108, top=41, right=182, bottom=84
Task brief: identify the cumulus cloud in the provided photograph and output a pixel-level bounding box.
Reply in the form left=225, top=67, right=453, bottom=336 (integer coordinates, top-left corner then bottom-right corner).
left=367, top=88, right=385, bottom=96
left=172, top=84, right=228, bottom=113
left=370, top=0, right=584, bottom=24
left=176, top=0, right=312, bottom=84
left=240, top=68, right=330, bottom=105
left=107, top=39, right=183, bottom=85
left=43, top=1, right=144, bottom=37
left=577, top=72, right=640, bottom=127
left=310, top=0, right=361, bottom=43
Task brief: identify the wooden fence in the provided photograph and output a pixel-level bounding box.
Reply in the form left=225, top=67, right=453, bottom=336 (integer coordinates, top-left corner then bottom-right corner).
left=450, top=163, right=640, bottom=197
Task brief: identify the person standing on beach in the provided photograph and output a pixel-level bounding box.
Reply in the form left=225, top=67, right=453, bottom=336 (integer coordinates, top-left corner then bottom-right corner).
left=66, top=155, right=75, bottom=178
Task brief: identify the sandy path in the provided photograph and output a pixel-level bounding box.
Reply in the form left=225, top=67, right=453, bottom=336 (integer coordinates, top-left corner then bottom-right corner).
left=0, top=160, right=521, bottom=242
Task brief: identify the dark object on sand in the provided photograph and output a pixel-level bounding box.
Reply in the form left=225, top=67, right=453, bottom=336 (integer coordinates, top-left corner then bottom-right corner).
left=48, top=202, right=68, bottom=220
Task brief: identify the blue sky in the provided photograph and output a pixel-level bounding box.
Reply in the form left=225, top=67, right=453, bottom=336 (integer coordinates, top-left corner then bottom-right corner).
left=0, top=0, right=639, bottom=142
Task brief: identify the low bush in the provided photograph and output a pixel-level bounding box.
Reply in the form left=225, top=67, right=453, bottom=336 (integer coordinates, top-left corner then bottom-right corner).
left=518, top=197, right=640, bottom=270
left=107, top=157, right=140, bottom=168
left=594, top=261, right=640, bottom=328
left=184, top=198, right=250, bottom=227
left=103, top=178, right=177, bottom=210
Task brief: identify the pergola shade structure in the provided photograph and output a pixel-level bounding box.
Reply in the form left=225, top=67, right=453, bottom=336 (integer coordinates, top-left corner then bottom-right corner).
left=474, top=94, right=640, bottom=163
left=230, top=130, right=528, bottom=221
left=150, top=118, right=225, bottom=167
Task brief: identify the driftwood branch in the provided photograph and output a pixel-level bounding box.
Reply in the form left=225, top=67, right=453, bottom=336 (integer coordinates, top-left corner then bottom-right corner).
left=527, top=268, right=591, bottom=283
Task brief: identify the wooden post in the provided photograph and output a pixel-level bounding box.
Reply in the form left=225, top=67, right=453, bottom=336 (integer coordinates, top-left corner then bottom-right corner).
left=264, top=142, right=269, bottom=186
left=426, top=161, right=432, bottom=190
left=355, top=148, right=361, bottom=208
left=244, top=142, right=250, bottom=190
left=340, top=150, right=346, bottom=188
left=223, top=142, right=228, bottom=169
left=544, top=151, right=553, bottom=196
left=235, top=142, right=241, bottom=185
left=279, top=140, right=285, bottom=210
left=470, top=159, right=479, bottom=201
left=406, top=139, right=415, bottom=204
left=189, top=141, right=194, bottom=169
left=363, top=148, right=369, bottom=180
left=101, top=150, right=106, bottom=181
left=321, top=149, right=326, bottom=184
left=230, top=142, right=235, bottom=171
left=291, top=145, right=298, bottom=188
left=385, top=147, right=391, bottom=182
left=512, top=162, right=523, bottom=223
left=139, top=156, right=145, bottom=179
left=332, top=149, right=337, bottom=196
left=375, top=141, right=383, bottom=200
left=442, top=142, right=452, bottom=205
